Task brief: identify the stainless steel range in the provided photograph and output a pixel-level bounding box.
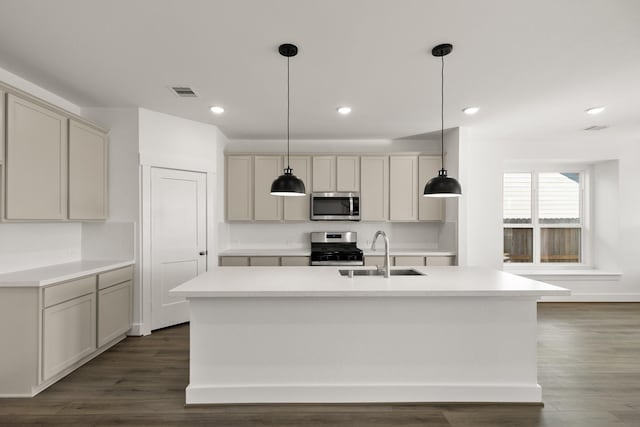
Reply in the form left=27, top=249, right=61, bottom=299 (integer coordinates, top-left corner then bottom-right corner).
left=310, top=231, right=364, bottom=266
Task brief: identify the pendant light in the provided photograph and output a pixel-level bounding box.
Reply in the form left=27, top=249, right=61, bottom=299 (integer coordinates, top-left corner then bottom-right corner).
left=270, top=43, right=306, bottom=197
left=423, top=43, right=462, bottom=198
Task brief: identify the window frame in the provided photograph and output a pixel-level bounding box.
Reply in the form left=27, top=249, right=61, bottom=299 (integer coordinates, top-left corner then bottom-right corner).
left=503, top=164, right=591, bottom=268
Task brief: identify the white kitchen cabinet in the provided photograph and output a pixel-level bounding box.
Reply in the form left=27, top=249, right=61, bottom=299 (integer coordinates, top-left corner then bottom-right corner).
left=360, top=156, right=389, bottom=221
left=284, top=156, right=312, bottom=221
left=390, top=156, right=418, bottom=221
left=219, top=256, right=250, bottom=266
left=312, top=156, right=336, bottom=192
left=280, top=256, right=310, bottom=266
left=0, top=90, right=4, bottom=165
left=426, top=256, right=455, bottom=266
left=226, top=156, right=253, bottom=221
left=5, top=94, right=68, bottom=220
left=337, top=156, right=360, bottom=191
left=254, top=156, right=283, bottom=220
left=418, top=156, right=445, bottom=221
left=42, top=288, right=96, bottom=381
left=393, top=256, right=426, bottom=266
left=68, top=120, right=108, bottom=220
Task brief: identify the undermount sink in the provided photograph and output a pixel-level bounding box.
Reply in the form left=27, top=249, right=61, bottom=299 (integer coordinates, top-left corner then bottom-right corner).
left=339, top=268, right=425, bottom=277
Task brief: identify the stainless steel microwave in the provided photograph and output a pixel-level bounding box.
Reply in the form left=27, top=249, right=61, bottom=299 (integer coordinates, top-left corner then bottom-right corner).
left=310, top=192, right=360, bottom=221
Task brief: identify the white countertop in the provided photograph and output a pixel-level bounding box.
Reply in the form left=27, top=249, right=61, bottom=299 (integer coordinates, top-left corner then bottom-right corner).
left=218, top=248, right=455, bottom=257
left=171, top=266, right=569, bottom=298
left=0, top=260, right=135, bottom=287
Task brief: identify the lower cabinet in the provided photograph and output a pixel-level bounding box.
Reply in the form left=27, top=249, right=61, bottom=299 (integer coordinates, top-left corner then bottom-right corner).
left=393, top=256, right=426, bottom=266
left=98, top=281, right=132, bottom=347
left=426, top=256, right=455, bottom=266
left=0, top=264, right=133, bottom=396
left=365, top=255, right=455, bottom=267
left=220, top=256, right=310, bottom=267
left=42, top=292, right=96, bottom=381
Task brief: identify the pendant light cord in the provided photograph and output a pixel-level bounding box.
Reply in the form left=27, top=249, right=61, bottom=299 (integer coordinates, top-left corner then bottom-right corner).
left=286, top=55, right=291, bottom=170
left=440, top=55, right=445, bottom=171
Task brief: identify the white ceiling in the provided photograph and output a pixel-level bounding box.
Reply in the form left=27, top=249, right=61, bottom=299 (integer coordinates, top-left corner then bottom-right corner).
left=0, top=0, right=639, bottom=141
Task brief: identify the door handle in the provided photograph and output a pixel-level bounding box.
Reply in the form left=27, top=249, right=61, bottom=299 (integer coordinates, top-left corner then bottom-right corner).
left=199, top=251, right=208, bottom=256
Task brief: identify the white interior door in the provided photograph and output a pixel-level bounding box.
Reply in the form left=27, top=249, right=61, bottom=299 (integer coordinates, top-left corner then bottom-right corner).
left=151, top=168, right=207, bottom=330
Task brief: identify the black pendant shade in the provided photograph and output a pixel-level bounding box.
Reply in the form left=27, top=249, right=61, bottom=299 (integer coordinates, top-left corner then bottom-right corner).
left=271, top=167, right=306, bottom=196
left=423, top=43, right=462, bottom=198
left=423, top=169, right=462, bottom=197
left=271, top=43, right=306, bottom=197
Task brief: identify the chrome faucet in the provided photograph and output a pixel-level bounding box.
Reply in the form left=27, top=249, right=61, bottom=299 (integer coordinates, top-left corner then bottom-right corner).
left=371, top=230, right=391, bottom=278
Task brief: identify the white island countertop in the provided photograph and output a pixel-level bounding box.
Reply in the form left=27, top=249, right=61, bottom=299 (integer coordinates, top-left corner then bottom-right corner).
left=171, top=266, right=569, bottom=298
left=0, top=260, right=135, bottom=287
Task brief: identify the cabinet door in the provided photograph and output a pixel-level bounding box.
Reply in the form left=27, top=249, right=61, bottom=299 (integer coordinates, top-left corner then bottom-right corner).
left=254, top=156, right=283, bottom=220
left=226, top=156, right=253, bottom=221
left=42, top=293, right=96, bottom=381
left=219, top=256, right=250, bottom=266
left=0, top=90, right=4, bottom=165
left=390, top=156, right=418, bottom=221
left=360, top=156, right=389, bottom=221
left=312, top=156, right=336, bottom=192
left=249, top=256, right=280, bottom=266
left=69, top=120, right=108, bottom=220
left=98, top=281, right=132, bottom=347
left=393, top=256, right=426, bottom=266
left=280, top=256, right=310, bottom=266
left=426, top=256, right=455, bottom=266
left=419, top=156, right=445, bottom=221
left=284, top=156, right=311, bottom=220
left=337, top=156, right=360, bottom=191
left=5, top=94, right=68, bottom=220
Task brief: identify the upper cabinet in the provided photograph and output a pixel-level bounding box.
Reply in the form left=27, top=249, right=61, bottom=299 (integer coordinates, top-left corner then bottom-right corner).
left=2, top=91, right=109, bottom=222
left=69, top=120, right=108, bottom=220
left=312, top=156, right=336, bottom=192
left=389, top=156, right=418, bottom=221
left=254, top=156, right=283, bottom=221
left=312, top=155, right=359, bottom=192
left=284, top=156, right=312, bottom=221
left=360, top=156, right=389, bottom=221
left=336, top=156, right=360, bottom=191
left=418, top=156, right=444, bottom=221
left=226, top=155, right=253, bottom=221
left=5, top=94, right=68, bottom=220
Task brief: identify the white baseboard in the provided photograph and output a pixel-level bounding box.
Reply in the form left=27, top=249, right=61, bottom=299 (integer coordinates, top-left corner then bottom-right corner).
left=185, top=383, right=542, bottom=405
left=127, top=323, right=148, bottom=336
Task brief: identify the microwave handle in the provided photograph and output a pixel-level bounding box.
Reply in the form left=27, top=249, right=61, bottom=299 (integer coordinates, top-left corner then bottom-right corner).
left=349, top=197, right=354, bottom=216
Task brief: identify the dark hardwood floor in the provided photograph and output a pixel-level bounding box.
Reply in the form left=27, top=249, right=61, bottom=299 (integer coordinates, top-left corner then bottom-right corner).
left=1, top=303, right=639, bottom=426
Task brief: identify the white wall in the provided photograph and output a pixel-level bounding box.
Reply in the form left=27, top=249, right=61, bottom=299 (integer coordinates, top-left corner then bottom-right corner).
left=461, top=131, right=640, bottom=300
left=138, top=108, right=222, bottom=334
left=0, top=67, right=84, bottom=273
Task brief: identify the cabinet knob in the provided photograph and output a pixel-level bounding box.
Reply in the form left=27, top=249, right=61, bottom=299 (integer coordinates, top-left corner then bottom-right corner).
left=199, top=251, right=208, bottom=256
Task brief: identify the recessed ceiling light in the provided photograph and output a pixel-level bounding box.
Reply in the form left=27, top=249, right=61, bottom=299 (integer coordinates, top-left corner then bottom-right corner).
left=210, top=106, right=225, bottom=114
left=337, top=106, right=352, bottom=115
left=462, top=106, right=480, bottom=115
left=585, top=106, right=605, bottom=115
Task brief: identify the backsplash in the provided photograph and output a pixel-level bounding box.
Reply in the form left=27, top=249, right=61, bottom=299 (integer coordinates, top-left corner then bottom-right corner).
left=226, top=222, right=452, bottom=251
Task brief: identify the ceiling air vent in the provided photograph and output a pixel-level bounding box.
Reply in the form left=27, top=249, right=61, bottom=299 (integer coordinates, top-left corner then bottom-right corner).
left=584, top=125, right=608, bottom=131
left=170, top=86, right=198, bottom=97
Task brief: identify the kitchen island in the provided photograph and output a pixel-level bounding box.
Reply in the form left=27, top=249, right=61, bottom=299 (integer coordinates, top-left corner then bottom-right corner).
left=171, top=266, right=569, bottom=405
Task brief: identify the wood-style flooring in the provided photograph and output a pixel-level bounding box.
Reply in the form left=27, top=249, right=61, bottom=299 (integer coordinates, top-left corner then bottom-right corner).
left=1, top=303, right=639, bottom=426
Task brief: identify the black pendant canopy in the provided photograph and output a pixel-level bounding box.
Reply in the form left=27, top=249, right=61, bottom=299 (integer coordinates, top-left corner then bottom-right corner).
left=271, top=43, right=306, bottom=197
left=424, top=43, right=462, bottom=198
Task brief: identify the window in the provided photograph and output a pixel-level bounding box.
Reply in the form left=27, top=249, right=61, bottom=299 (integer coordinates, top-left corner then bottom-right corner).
left=503, top=170, right=585, bottom=265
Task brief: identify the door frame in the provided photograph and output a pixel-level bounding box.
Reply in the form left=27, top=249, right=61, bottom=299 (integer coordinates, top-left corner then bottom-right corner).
left=139, top=164, right=217, bottom=335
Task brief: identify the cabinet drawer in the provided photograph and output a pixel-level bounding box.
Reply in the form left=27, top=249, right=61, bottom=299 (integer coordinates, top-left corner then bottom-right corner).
left=426, top=256, right=455, bottom=266
left=44, top=276, right=96, bottom=308
left=280, top=256, right=310, bottom=266
left=219, top=256, right=250, bottom=266
left=250, top=256, right=280, bottom=266
left=393, top=256, right=426, bottom=266
left=98, top=266, right=134, bottom=290
left=364, top=256, right=385, bottom=268
left=98, top=281, right=132, bottom=347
